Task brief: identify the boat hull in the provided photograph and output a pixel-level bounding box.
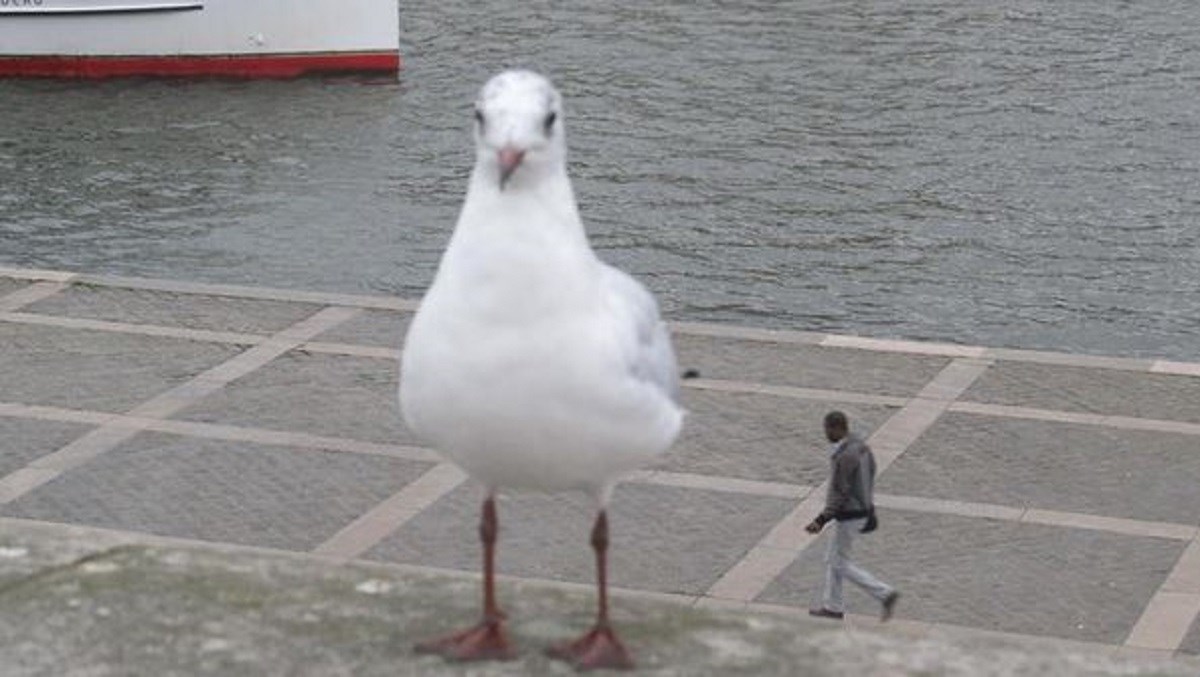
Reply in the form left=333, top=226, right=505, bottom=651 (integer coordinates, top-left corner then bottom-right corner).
left=0, top=0, right=401, bottom=78
left=0, top=52, right=400, bottom=78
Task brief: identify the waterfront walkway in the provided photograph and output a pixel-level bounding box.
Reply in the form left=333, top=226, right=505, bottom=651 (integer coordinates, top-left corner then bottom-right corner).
left=1, top=266, right=1198, bottom=674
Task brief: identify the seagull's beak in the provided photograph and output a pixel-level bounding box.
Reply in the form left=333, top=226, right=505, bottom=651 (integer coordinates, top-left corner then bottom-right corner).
left=497, top=147, right=525, bottom=190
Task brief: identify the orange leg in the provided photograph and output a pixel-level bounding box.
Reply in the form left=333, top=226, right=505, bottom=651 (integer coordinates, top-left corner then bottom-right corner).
left=414, top=496, right=516, bottom=662
left=546, top=510, right=635, bottom=671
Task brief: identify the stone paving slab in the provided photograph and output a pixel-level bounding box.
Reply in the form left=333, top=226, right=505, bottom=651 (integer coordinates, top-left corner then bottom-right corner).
left=0, top=277, right=26, bottom=297
left=674, top=333, right=952, bottom=398
left=173, top=351, right=413, bottom=445
left=21, top=285, right=321, bottom=335
left=1, top=433, right=432, bottom=551
left=757, top=510, right=1185, bottom=645
left=0, top=323, right=242, bottom=413
left=0, top=418, right=96, bottom=479
left=369, top=482, right=797, bottom=596
left=1181, top=614, right=1200, bottom=655
left=664, top=389, right=896, bottom=484
left=312, top=309, right=411, bottom=348
left=2, top=521, right=1199, bottom=677
left=882, top=413, right=1200, bottom=525
left=963, top=360, right=1200, bottom=424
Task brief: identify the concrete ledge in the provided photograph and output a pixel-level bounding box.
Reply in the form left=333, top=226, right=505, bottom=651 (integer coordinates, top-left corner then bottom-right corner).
left=2, top=520, right=1198, bottom=676
left=0, top=267, right=79, bottom=283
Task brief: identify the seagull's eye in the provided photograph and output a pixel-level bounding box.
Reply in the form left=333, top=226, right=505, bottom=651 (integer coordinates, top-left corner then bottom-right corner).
left=474, top=109, right=485, bottom=128
left=543, top=111, right=557, bottom=135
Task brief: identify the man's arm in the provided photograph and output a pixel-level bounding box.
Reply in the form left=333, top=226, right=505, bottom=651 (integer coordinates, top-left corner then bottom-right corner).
left=805, top=451, right=857, bottom=532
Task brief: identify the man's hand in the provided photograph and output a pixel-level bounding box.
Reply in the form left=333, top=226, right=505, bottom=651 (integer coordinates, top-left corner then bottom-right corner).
left=860, top=511, right=878, bottom=534
left=805, top=520, right=823, bottom=534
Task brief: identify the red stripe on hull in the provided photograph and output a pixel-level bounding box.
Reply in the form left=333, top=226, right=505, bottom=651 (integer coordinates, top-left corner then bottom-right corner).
left=0, top=51, right=401, bottom=78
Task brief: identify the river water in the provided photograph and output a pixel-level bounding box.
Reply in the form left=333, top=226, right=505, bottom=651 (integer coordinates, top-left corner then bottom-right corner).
left=2, top=2, right=1198, bottom=360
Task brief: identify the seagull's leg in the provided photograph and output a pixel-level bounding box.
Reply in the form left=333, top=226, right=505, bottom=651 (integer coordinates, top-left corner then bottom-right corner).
left=546, top=510, right=635, bottom=671
left=414, top=495, right=516, bottom=661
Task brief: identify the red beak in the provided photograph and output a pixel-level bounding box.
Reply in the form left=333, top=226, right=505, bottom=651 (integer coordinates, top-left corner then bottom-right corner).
left=497, top=147, right=525, bottom=189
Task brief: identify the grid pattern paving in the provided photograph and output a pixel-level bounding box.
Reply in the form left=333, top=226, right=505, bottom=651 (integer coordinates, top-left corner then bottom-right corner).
left=757, top=509, right=1185, bottom=644
left=1, top=266, right=1198, bottom=657
left=1183, top=614, right=1200, bottom=655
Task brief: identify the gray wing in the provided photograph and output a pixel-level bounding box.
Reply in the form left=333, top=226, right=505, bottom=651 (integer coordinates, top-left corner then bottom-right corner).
left=599, top=263, right=681, bottom=403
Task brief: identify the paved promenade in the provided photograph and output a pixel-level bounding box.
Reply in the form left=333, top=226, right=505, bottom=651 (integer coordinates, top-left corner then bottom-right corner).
left=1, top=266, right=1199, bottom=671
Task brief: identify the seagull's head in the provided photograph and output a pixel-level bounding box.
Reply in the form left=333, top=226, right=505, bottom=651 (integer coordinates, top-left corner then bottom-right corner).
left=473, top=70, right=565, bottom=191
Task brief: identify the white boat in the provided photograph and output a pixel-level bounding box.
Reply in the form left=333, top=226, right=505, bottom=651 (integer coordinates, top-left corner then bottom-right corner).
left=0, top=0, right=400, bottom=77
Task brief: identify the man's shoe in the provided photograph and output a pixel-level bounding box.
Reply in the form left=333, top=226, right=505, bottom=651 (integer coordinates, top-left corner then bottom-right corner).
left=881, top=591, right=900, bottom=622
left=808, top=608, right=844, bottom=620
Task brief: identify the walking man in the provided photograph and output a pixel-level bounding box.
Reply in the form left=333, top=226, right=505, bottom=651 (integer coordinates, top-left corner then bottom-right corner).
left=805, top=411, right=899, bottom=621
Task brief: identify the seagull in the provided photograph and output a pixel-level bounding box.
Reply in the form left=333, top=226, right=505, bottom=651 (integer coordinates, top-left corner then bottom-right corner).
left=399, top=69, right=684, bottom=671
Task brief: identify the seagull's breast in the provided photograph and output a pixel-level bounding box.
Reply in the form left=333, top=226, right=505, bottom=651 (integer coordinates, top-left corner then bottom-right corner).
left=400, top=262, right=681, bottom=492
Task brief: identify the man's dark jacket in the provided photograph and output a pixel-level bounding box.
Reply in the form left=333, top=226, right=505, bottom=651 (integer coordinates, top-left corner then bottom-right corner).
left=815, top=433, right=876, bottom=527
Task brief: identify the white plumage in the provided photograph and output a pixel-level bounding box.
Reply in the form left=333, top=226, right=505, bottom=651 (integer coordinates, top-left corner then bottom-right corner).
left=398, top=69, right=683, bottom=670
left=399, top=69, right=683, bottom=504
